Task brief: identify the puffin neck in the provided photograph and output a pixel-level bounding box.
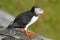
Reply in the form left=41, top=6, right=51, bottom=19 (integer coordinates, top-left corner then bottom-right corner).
left=32, top=12, right=38, bottom=17
left=30, top=10, right=38, bottom=17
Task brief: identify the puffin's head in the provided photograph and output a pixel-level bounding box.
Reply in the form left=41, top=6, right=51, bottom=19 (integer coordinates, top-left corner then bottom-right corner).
left=31, top=5, right=45, bottom=17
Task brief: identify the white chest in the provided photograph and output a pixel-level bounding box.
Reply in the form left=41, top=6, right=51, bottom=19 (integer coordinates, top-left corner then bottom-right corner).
left=24, top=16, right=39, bottom=30
left=30, top=16, right=39, bottom=24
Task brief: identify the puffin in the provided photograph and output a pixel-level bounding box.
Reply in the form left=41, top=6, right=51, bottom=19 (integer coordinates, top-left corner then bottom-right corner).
left=7, top=5, right=45, bottom=36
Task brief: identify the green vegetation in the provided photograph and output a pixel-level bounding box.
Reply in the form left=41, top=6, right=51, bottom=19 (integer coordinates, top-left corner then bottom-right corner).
left=0, top=0, right=60, bottom=40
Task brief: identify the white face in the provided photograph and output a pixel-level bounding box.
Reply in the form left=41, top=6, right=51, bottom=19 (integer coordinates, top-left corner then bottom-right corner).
left=35, top=8, right=44, bottom=15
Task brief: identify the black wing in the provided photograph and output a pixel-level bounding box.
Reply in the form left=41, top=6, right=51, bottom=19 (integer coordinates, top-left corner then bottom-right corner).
left=7, top=10, right=33, bottom=28
left=14, top=14, right=31, bottom=25
left=14, top=10, right=33, bottom=25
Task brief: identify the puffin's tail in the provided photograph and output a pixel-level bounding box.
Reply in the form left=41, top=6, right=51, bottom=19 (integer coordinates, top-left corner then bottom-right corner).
left=7, top=22, right=25, bottom=29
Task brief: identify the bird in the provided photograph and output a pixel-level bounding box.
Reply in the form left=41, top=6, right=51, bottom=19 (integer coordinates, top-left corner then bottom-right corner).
left=7, top=5, right=45, bottom=36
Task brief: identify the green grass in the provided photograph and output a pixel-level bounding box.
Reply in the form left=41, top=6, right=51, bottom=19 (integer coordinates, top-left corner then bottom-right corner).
left=0, top=0, right=60, bottom=40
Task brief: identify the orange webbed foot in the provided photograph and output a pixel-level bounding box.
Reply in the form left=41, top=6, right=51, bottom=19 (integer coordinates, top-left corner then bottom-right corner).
left=19, top=29, right=35, bottom=36
left=19, top=28, right=26, bottom=33
left=25, top=32, right=35, bottom=36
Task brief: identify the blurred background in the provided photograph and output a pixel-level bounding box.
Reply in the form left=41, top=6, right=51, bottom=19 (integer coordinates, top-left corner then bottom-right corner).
left=0, top=0, right=60, bottom=40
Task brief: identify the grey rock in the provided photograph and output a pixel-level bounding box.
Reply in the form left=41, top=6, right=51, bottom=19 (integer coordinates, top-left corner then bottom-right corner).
left=0, top=28, right=53, bottom=40
left=0, top=10, right=53, bottom=40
